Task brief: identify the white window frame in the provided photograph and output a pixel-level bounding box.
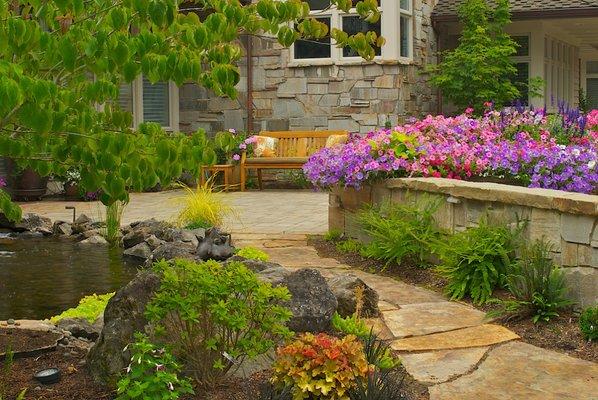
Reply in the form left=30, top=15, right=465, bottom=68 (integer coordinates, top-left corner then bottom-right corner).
left=288, top=0, right=413, bottom=66
left=127, top=76, right=179, bottom=132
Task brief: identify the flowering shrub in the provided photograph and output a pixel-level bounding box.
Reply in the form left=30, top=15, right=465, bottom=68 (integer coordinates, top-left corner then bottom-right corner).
left=271, top=333, right=370, bottom=400
left=304, top=108, right=598, bottom=194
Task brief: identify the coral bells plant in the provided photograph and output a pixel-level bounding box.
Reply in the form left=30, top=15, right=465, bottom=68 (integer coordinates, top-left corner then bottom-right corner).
left=271, top=333, right=371, bottom=400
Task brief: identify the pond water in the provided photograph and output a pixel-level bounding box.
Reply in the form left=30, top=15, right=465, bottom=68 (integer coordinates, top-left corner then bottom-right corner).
left=0, top=233, right=140, bottom=320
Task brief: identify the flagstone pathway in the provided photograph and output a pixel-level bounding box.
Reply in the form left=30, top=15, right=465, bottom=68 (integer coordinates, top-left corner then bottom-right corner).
left=236, top=234, right=598, bottom=400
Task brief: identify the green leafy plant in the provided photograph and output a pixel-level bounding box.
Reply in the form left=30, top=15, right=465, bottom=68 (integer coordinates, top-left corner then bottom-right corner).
left=116, top=333, right=194, bottom=400
left=145, top=259, right=292, bottom=388
left=357, top=197, right=442, bottom=266
left=429, top=0, right=519, bottom=111
left=490, top=239, right=573, bottom=323
left=348, top=369, right=406, bottom=400
left=579, top=306, right=598, bottom=341
left=175, top=182, right=232, bottom=230
left=336, top=239, right=364, bottom=255
left=271, top=333, right=371, bottom=400
left=0, top=1, right=382, bottom=222
left=435, top=218, right=522, bottom=304
left=360, top=330, right=399, bottom=371
left=332, top=312, right=370, bottom=338
left=50, top=292, right=114, bottom=324
left=325, top=229, right=343, bottom=242
left=237, top=246, right=270, bottom=262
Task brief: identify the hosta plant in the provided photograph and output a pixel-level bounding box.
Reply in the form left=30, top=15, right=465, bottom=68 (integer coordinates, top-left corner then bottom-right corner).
left=271, top=333, right=371, bottom=400
left=145, top=259, right=292, bottom=388
left=579, top=306, right=598, bottom=341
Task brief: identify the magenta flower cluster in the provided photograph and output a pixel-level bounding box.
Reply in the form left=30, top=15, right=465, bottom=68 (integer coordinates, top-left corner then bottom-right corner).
left=0, top=177, right=6, bottom=189
left=303, top=108, right=598, bottom=194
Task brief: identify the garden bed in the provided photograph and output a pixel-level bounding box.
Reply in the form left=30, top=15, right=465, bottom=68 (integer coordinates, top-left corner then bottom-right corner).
left=309, top=236, right=598, bottom=364
left=0, top=328, right=62, bottom=359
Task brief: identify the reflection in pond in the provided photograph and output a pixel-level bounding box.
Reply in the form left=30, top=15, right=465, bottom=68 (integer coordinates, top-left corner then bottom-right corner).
left=0, top=235, right=140, bottom=320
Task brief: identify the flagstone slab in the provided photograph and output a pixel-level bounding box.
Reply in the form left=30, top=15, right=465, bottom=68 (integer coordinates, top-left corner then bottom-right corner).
left=391, top=324, right=519, bottom=352
left=265, top=246, right=344, bottom=269
left=429, top=342, right=598, bottom=400
left=364, top=318, right=394, bottom=340
left=400, top=347, right=489, bottom=384
left=383, top=302, right=487, bottom=338
left=351, top=272, right=447, bottom=305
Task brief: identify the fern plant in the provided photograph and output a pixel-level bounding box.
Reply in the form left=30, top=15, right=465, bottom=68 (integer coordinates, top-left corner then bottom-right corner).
left=357, top=197, right=443, bottom=267
left=494, top=239, right=573, bottom=322
left=435, top=218, right=522, bottom=304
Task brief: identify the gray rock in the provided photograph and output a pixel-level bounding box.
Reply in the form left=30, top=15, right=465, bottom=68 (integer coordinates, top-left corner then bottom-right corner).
left=145, top=234, right=165, bottom=250
left=7, top=318, right=15, bottom=325
left=81, top=229, right=101, bottom=239
left=161, top=227, right=185, bottom=243
left=150, top=241, right=196, bottom=263
left=53, top=221, right=73, bottom=236
left=257, top=266, right=293, bottom=286
left=123, top=219, right=173, bottom=248
left=181, top=230, right=199, bottom=247
left=190, top=228, right=206, bottom=240
left=225, top=256, right=282, bottom=273
left=79, top=235, right=109, bottom=245
left=270, top=268, right=338, bottom=333
left=87, top=270, right=162, bottom=385
left=122, top=229, right=149, bottom=249
left=328, top=274, right=379, bottom=317
left=17, top=231, right=44, bottom=239
left=0, top=213, right=53, bottom=234
left=123, top=242, right=152, bottom=260
left=57, top=317, right=102, bottom=341
left=75, top=214, right=92, bottom=225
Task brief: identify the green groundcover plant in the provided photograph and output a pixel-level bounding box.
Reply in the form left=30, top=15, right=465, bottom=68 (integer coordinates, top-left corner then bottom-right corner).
left=0, top=0, right=382, bottom=222
left=50, top=292, right=114, bottom=324
left=145, top=258, right=292, bottom=388
left=579, top=306, right=598, bottom=341
left=237, top=246, right=270, bottom=261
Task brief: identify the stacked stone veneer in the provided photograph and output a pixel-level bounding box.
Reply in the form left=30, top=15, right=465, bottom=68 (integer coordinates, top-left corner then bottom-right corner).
left=329, top=178, right=598, bottom=307
left=178, top=0, right=438, bottom=135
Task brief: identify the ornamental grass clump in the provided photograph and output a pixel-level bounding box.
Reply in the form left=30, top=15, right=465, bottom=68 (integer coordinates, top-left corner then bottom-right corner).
left=175, top=181, right=232, bottom=229
left=145, top=259, right=292, bottom=388
left=271, top=333, right=371, bottom=400
left=357, top=197, right=443, bottom=267
left=435, top=218, right=523, bottom=304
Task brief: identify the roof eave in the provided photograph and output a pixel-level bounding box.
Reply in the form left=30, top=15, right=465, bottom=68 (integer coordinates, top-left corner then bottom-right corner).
left=432, top=7, right=598, bottom=23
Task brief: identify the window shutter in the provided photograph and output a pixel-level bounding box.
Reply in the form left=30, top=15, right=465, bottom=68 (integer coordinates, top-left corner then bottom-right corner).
left=142, top=78, right=170, bottom=127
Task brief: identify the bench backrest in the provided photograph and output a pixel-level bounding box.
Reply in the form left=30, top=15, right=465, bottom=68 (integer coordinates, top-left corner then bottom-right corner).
left=258, top=130, right=348, bottom=157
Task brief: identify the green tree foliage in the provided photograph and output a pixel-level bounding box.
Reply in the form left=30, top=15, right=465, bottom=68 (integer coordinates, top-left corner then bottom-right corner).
left=429, top=0, right=519, bottom=111
left=0, top=0, right=383, bottom=220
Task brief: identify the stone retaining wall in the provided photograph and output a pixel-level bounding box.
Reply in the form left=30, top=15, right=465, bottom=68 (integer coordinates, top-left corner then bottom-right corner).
left=329, top=178, right=598, bottom=306
left=178, top=0, right=438, bottom=135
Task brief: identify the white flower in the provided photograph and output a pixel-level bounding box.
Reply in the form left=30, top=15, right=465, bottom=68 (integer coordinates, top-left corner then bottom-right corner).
left=167, top=382, right=174, bottom=391
left=588, top=160, right=596, bottom=169
left=572, top=148, right=581, bottom=157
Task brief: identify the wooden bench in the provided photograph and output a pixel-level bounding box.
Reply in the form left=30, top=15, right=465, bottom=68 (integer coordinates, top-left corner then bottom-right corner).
left=240, top=130, right=348, bottom=191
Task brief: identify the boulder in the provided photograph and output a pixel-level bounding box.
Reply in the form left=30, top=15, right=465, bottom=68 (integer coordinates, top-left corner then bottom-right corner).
left=75, top=214, right=92, bottom=225
left=81, top=229, right=101, bottom=239
left=327, top=274, right=379, bottom=317
left=257, top=266, right=294, bottom=286
left=56, top=317, right=102, bottom=341
left=272, top=268, right=337, bottom=333
left=190, top=228, right=206, bottom=240
left=0, top=213, right=52, bottom=234
left=87, top=271, right=162, bottom=385
left=180, top=230, right=199, bottom=247
left=79, top=235, right=109, bottom=245
left=122, top=229, right=149, bottom=249
left=145, top=234, right=165, bottom=250
left=225, top=256, right=282, bottom=273
left=123, top=242, right=152, bottom=260
left=149, top=241, right=196, bottom=263
left=53, top=221, right=73, bottom=236
left=123, top=219, right=173, bottom=248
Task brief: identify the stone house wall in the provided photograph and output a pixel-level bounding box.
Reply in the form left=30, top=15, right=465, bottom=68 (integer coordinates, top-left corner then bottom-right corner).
left=329, top=178, right=598, bottom=307
left=178, top=0, right=438, bottom=135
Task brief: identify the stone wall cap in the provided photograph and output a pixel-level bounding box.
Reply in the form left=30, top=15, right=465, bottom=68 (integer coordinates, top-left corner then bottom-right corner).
left=384, top=178, right=598, bottom=216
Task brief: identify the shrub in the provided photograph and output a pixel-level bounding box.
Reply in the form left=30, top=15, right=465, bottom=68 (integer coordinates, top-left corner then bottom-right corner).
left=435, top=218, right=522, bottom=304
left=50, top=293, right=114, bottom=324
left=237, top=246, right=270, bottom=262
left=145, top=259, right=292, bottom=388
left=116, top=333, right=194, bottom=400
left=579, top=306, right=598, bottom=341
left=357, top=197, right=442, bottom=266
left=175, top=182, right=232, bottom=229
left=501, top=239, right=573, bottom=323
left=271, top=333, right=370, bottom=400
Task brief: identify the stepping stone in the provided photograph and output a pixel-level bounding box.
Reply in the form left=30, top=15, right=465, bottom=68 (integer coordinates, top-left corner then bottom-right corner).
left=266, top=246, right=343, bottom=269
left=378, top=300, right=399, bottom=312
left=391, top=324, right=519, bottom=352
left=364, top=318, right=394, bottom=340
left=383, top=302, right=487, bottom=338
left=352, top=272, right=446, bottom=305
left=400, top=347, right=489, bottom=384
left=429, top=342, right=598, bottom=400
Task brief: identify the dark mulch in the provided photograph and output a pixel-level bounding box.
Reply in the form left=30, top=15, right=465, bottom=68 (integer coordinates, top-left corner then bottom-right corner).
left=0, top=328, right=62, bottom=356
left=309, top=236, right=597, bottom=364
